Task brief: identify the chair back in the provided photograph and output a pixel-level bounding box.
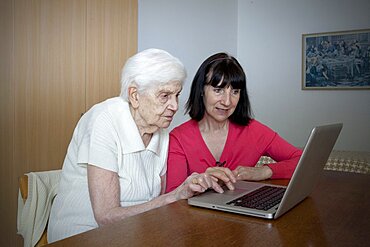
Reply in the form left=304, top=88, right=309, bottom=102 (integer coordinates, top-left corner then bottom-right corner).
left=18, top=170, right=61, bottom=247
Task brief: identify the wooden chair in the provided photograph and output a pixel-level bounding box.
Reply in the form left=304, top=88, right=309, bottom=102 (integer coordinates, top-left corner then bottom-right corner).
left=19, top=173, right=55, bottom=246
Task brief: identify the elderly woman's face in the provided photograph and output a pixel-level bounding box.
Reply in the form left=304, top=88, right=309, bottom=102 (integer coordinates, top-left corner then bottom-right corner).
left=137, top=81, right=182, bottom=129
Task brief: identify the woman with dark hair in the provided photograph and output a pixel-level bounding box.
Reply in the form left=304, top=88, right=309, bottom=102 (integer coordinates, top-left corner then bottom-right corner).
left=166, top=52, right=302, bottom=193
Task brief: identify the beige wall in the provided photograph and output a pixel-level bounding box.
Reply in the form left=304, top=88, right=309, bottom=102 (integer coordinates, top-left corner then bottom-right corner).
left=138, top=0, right=370, bottom=151
left=0, top=0, right=137, bottom=246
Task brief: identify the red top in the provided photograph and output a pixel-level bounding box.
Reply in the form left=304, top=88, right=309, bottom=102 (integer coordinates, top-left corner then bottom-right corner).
left=166, top=119, right=302, bottom=192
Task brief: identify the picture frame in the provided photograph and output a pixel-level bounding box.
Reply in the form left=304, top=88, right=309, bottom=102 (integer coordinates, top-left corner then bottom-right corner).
left=302, top=29, right=370, bottom=90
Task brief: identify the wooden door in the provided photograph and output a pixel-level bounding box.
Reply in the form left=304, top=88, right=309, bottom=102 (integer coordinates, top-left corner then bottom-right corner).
left=0, top=0, right=137, bottom=246
left=0, top=0, right=16, bottom=245
left=86, top=0, right=137, bottom=109
left=13, top=0, right=87, bottom=175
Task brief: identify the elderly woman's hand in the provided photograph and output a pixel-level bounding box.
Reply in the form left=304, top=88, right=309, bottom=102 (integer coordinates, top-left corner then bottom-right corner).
left=205, top=167, right=237, bottom=191
left=232, top=165, right=273, bottom=181
left=173, top=172, right=224, bottom=200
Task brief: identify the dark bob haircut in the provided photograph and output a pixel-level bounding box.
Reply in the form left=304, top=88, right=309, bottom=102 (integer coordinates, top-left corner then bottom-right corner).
left=185, top=52, right=253, bottom=126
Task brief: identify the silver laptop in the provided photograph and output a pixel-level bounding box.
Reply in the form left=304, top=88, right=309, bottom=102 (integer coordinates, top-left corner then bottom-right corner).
left=188, top=123, right=343, bottom=219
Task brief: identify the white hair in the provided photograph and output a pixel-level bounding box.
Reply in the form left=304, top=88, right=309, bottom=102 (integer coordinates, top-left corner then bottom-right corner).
left=120, top=48, right=186, bottom=101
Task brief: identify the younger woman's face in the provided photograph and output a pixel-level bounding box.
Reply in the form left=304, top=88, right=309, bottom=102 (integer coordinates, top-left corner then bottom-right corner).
left=202, top=83, right=240, bottom=123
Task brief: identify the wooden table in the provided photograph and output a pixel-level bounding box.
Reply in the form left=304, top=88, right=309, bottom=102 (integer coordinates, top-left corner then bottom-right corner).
left=47, top=171, right=370, bottom=246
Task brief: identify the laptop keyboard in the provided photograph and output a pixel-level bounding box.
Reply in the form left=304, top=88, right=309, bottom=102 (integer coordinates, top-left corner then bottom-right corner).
left=226, top=185, right=286, bottom=211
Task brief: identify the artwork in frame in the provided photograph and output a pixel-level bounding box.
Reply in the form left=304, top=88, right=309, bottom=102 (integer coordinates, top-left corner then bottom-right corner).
left=302, top=29, right=370, bottom=90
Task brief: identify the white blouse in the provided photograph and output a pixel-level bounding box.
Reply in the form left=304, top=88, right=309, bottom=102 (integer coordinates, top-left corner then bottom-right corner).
left=48, top=97, right=169, bottom=243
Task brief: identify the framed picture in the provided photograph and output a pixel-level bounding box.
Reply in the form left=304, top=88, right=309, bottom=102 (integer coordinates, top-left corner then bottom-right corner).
left=302, top=29, right=370, bottom=90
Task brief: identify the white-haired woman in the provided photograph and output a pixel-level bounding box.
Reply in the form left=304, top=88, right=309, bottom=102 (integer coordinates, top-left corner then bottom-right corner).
left=48, top=49, right=219, bottom=242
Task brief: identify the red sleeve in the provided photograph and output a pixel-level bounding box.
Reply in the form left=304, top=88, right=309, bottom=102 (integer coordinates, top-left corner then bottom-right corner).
left=165, top=131, right=189, bottom=192
left=263, top=133, right=303, bottom=179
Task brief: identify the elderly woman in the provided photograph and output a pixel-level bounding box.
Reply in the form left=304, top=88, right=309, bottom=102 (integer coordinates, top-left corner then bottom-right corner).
left=166, top=52, right=302, bottom=193
left=48, top=49, right=218, bottom=242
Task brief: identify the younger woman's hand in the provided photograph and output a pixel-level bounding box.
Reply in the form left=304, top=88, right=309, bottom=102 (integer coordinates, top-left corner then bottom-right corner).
left=232, top=166, right=273, bottom=181
left=205, top=167, right=237, bottom=191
